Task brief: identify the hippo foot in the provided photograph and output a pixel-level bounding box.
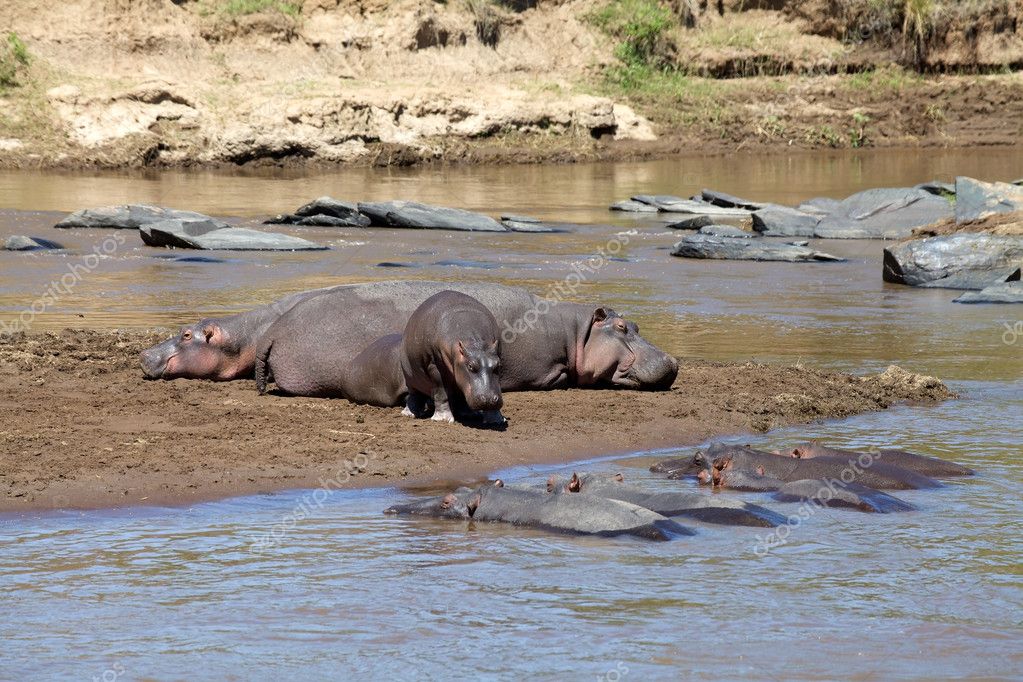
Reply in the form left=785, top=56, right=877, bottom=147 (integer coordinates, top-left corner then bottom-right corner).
left=431, top=406, right=456, bottom=423
left=404, top=393, right=435, bottom=419
left=400, top=406, right=415, bottom=418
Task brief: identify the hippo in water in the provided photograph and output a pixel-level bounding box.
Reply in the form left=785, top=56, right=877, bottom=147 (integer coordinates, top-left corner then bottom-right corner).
left=653, top=443, right=941, bottom=490
left=139, top=286, right=339, bottom=380
left=253, top=280, right=678, bottom=397
left=551, top=472, right=787, bottom=527
left=385, top=480, right=694, bottom=540
left=788, top=442, right=974, bottom=477
left=400, top=291, right=505, bottom=425
left=704, top=467, right=916, bottom=514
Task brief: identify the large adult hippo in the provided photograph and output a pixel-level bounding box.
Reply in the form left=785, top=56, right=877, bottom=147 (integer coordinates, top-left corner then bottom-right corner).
left=254, top=280, right=678, bottom=397
left=788, top=442, right=974, bottom=477
left=653, top=443, right=941, bottom=490
left=139, top=286, right=340, bottom=380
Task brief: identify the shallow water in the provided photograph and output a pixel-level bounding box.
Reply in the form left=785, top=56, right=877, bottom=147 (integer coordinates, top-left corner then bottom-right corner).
left=1, top=148, right=1022, bottom=679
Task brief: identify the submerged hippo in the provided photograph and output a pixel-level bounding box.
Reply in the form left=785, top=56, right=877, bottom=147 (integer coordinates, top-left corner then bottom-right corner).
left=707, top=467, right=916, bottom=514
left=254, top=280, right=678, bottom=397
left=789, top=442, right=974, bottom=477
left=385, top=481, right=693, bottom=540
left=400, top=291, right=504, bottom=425
left=140, top=286, right=339, bottom=380
left=654, top=443, right=941, bottom=490
left=553, top=472, right=787, bottom=527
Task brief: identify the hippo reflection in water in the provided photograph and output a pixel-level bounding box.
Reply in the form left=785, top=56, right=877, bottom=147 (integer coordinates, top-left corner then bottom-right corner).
left=140, top=281, right=679, bottom=398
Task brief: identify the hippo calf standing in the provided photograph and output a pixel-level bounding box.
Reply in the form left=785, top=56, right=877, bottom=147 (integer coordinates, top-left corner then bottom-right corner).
left=400, top=291, right=505, bottom=425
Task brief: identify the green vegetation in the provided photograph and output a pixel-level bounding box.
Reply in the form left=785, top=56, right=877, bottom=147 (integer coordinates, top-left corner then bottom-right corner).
left=0, top=32, right=31, bottom=90
left=849, top=112, right=871, bottom=147
left=201, top=0, right=302, bottom=18
left=589, top=0, right=675, bottom=70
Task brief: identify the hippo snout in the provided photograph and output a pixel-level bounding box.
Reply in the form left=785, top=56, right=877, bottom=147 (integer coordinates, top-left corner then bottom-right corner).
left=140, top=348, right=165, bottom=379
left=469, top=392, right=503, bottom=412
left=627, top=351, right=678, bottom=390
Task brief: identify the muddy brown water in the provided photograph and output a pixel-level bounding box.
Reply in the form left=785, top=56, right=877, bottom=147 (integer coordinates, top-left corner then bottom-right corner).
left=1, top=148, right=1022, bottom=679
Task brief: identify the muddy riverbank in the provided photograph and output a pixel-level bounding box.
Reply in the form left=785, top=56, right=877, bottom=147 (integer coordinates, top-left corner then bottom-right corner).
left=0, top=328, right=952, bottom=512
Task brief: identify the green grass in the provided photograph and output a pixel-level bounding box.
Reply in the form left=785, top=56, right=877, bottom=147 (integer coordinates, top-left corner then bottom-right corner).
left=589, top=0, right=675, bottom=69
left=202, top=0, right=302, bottom=18
left=0, top=32, right=31, bottom=90
left=844, top=65, right=922, bottom=91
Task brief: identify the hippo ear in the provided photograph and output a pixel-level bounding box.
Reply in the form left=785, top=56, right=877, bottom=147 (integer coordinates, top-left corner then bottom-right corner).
left=201, top=323, right=225, bottom=346
left=567, top=473, right=581, bottom=493
left=467, top=494, right=481, bottom=516
left=493, top=478, right=504, bottom=488
left=456, top=340, right=467, bottom=360
left=612, top=472, right=624, bottom=483
left=546, top=475, right=558, bottom=493
left=756, top=465, right=765, bottom=476
left=590, top=308, right=610, bottom=326
left=441, top=493, right=457, bottom=509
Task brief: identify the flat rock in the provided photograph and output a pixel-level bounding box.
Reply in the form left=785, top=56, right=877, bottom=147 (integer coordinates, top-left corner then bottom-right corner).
left=664, top=215, right=713, bottom=230
left=500, top=214, right=541, bottom=223
left=954, top=281, right=1023, bottom=303
left=700, top=189, right=768, bottom=211
left=883, top=234, right=1023, bottom=289
left=698, top=224, right=752, bottom=238
left=752, top=205, right=821, bottom=237
left=140, top=219, right=326, bottom=251
left=798, top=197, right=842, bottom=215
left=4, top=235, right=64, bottom=251
left=633, top=195, right=752, bottom=218
left=671, top=234, right=845, bottom=262
left=501, top=219, right=559, bottom=233
left=55, top=204, right=229, bottom=230
left=609, top=199, right=658, bottom=213
left=954, top=176, right=1023, bottom=223
left=357, top=201, right=506, bottom=231
left=293, top=196, right=371, bottom=227
left=814, top=188, right=953, bottom=239
left=914, top=180, right=956, bottom=196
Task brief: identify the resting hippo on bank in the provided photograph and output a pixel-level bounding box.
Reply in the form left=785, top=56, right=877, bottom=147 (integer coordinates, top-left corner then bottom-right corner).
left=385, top=481, right=694, bottom=540
left=140, top=286, right=339, bottom=380
left=551, top=472, right=787, bottom=527
left=703, top=467, right=916, bottom=513
left=254, top=280, right=678, bottom=397
left=400, top=291, right=504, bottom=425
left=789, top=442, right=974, bottom=477
left=653, top=443, right=941, bottom=490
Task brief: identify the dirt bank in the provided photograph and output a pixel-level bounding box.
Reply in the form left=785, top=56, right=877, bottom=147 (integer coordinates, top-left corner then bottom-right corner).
left=0, top=329, right=953, bottom=513
left=0, top=0, right=1019, bottom=170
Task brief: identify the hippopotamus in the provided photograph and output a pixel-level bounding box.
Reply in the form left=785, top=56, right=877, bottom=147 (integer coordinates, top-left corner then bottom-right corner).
left=400, top=291, right=504, bottom=425
left=140, top=286, right=339, bottom=380
left=254, top=280, right=678, bottom=398
left=653, top=443, right=941, bottom=490
left=789, top=442, right=974, bottom=477
left=705, top=467, right=916, bottom=513
left=551, top=472, right=787, bottom=527
left=385, top=481, right=694, bottom=540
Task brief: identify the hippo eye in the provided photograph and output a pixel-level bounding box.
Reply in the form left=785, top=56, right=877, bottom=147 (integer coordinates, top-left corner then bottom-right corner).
left=614, top=320, right=627, bottom=333
left=467, top=361, right=480, bottom=373
left=694, top=452, right=705, bottom=465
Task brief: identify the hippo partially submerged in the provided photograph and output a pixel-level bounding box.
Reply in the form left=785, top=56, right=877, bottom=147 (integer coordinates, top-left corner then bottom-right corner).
left=552, top=472, right=787, bottom=527
left=653, top=443, right=941, bottom=490
left=253, top=280, right=678, bottom=398
left=789, top=442, right=974, bottom=477
left=386, top=482, right=694, bottom=540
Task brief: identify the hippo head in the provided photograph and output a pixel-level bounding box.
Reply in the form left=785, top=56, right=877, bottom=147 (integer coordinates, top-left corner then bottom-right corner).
left=576, top=308, right=678, bottom=390
left=451, top=339, right=503, bottom=412
left=140, top=321, right=247, bottom=381
left=668, top=450, right=714, bottom=481
left=383, top=493, right=471, bottom=519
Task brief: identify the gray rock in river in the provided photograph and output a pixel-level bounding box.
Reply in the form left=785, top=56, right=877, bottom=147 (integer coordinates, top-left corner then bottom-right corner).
left=699, top=189, right=768, bottom=211
left=798, top=197, right=842, bottom=216
left=356, top=200, right=507, bottom=232
left=4, top=235, right=64, bottom=251
left=954, top=281, right=1023, bottom=303
left=664, top=215, right=714, bottom=230
left=698, top=224, right=752, bottom=238
left=55, top=204, right=229, bottom=230
left=291, top=196, right=371, bottom=227
left=752, top=205, right=821, bottom=237
left=632, top=194, right=752, bottom=218
left=814, top=187, right=953, bottom=239
left=501, top=219, right=560, bottom=233
left=914, top=180, right=956, bottom=197
left=882, top=234, right=1023, bottom=289
left=609, top=199, right=659, bottom=213
left=671, top=233, right=845, bottom=262
left=140, top=219, right=327, bottom=251
left=954, top=176, right=1023, bottom=223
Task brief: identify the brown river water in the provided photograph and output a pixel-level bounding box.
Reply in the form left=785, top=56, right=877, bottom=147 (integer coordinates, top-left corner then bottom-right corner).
left=1, top=148, right=1021, bottom=679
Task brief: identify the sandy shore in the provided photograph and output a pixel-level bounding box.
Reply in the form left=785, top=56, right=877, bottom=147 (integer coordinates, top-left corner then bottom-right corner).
left=0, top=329, right=954, bottom=513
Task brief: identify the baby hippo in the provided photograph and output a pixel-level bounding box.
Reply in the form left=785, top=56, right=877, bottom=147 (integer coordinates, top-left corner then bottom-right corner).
left=400, top=290, right=505, bottom=426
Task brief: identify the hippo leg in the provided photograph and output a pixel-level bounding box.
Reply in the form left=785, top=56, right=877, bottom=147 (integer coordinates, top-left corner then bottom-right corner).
left=430, top=385, right=455, bottom=423
left=402, top=390, right=434, bottom=418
